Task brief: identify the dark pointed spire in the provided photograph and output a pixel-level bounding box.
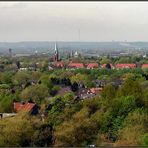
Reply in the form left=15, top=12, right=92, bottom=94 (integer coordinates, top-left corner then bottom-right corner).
left=54, top=42, right=59, bottom=61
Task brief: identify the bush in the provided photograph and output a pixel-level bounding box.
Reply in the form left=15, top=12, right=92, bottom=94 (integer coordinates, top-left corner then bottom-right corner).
left=141, top=133, right=148, bottom=146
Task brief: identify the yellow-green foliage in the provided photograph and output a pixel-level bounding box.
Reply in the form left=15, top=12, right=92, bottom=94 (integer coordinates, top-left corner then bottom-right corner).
left=12, top=71, right=31, bottom=86
left=21, top=84, right=48, bottom=103
left=0, top=113, right=33, bottom=147
left=55, top=107, right=98, bottom=147
left=114, top=109, right=148, bottom=146
left=70, top=73, right=87, bottom=84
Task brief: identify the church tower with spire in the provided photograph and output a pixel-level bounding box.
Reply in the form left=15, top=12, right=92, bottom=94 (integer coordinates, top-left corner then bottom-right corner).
left=54, top=42, right=59, bottom=62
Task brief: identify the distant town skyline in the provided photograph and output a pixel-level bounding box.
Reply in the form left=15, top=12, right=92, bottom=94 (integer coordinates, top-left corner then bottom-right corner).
left=0, top=2, right=148, bottom=42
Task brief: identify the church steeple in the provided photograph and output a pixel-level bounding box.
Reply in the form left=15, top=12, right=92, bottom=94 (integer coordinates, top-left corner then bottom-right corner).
left=54, top=42, right=59, bottom=62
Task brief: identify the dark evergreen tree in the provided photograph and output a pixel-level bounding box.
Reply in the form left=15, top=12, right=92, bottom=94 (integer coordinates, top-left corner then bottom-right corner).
left=106, top=63, right=111, bottom=69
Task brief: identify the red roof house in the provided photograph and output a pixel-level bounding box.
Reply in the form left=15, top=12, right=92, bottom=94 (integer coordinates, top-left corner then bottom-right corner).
left=14, top=102, right=39, bottom=115
left=68, top=63, right=84, bottom=69
left=87, top=63, right=99, bottom=69
left=115, top=63, right=136, bottom=69
left=141, top=64, right=148, bottom=69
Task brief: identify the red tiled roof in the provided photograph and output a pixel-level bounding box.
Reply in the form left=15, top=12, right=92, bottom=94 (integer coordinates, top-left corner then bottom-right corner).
left=89, top=87, right=102, bottom=94
left=55, top=62, right=64, bottom=67
left=68, top=63, right=84, bottom=68
left=14, top=102, right=36, bottom=112
left=142, top=64, right=148, bottom=69
left=87, top=63, right=99, bottom=69
left=102, top=64, right=113, bottom=69
left=14, top=102, right=23, bottom=112
left=115, top=63, right=136, bottom=69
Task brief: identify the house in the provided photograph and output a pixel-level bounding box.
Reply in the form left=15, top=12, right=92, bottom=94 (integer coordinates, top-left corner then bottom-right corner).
left=94, top=80, right=107, bottom=87
left=13, top=102, right=39, bottom=115
left=28, top=66, right=36, bottom=71
left=57, top=86, right=72, bottom=96
left=49, top=61, right=65, bottom=69
left=87, top=63, right=99, bottom=69
left=77, top=87, right=102, bottom=100
left=54, top=61, right=65, bottom=68
left=77, top=88, right=91, bottom=100
left=68, top=62, right=84, bottom=69
left=48, top=65, right=54, bottom=70
left=19, top=67, right=28, bottom=71
left=115, top=63, right=136, bottom=69
left=0, top=113, right=16, bottom=119
left=88, top=87, right=103, bottom=95
left=141, top=64, right=148, bottom=69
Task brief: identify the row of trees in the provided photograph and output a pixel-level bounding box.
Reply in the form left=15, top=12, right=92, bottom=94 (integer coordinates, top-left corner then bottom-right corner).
left=0, top=67, right=147, bottom=111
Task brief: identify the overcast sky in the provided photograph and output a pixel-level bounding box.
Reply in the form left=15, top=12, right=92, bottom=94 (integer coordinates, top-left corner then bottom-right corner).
left=0, top=2, right=148, bottom=42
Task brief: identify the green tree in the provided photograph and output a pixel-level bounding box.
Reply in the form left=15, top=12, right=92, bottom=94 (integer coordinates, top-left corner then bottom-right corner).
left=100, top=58, right=111, bottom=65
left=39, top=74, right=54, bottom=93
left=12, top=71, right=31, bottom=87
left=21, top=84, right=48, bottom=104
left=116, top=57, right=132, bottom=64
left=55, top=107, right=98, bottom=147
left=115, top=108, right=147, bottom=146
left=111, top=96, right=137, bottom=117
left=30, top=71, right=42, bottom=83
left=70, top=73, right=87, bottom=84
left=117, top=78, right=143, bottom=101
left=141, top=133, right=148, bottom=146
left=0, top=72, right=14, bottom=84
left=0, top=113, right=34, bottom=147
left=0, top=94, right=13, bottom=112
left=101, top=84, right=117, bottom=101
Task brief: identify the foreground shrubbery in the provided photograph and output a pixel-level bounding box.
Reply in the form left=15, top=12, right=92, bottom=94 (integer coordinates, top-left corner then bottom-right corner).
left=0, top=69, right=147, bottom=147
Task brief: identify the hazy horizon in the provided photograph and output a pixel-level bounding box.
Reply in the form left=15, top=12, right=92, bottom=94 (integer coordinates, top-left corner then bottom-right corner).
left=0, top=2, right=148, bottom=42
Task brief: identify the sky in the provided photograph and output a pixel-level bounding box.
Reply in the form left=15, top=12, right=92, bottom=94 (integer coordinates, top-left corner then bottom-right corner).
left=0, top=1, right=148, bottom=42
